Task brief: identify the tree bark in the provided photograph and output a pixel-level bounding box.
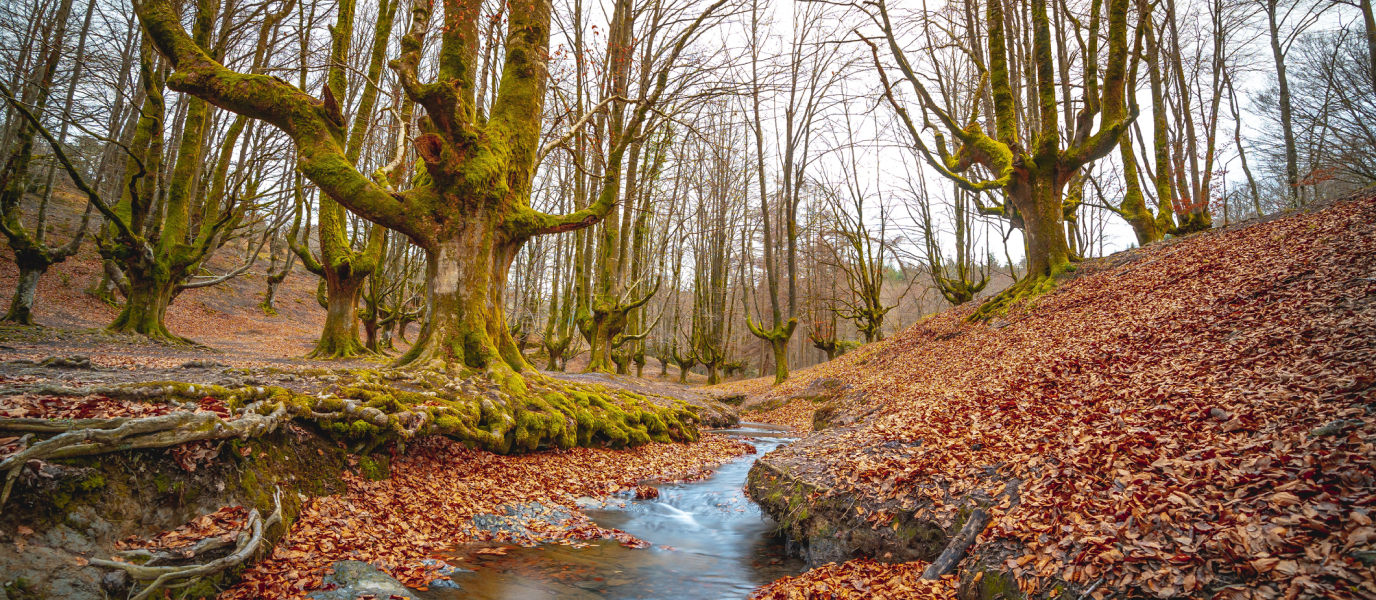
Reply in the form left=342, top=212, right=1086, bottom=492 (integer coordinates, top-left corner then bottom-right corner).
left=1363, top=0, right=1376, bottom=97
left=394, top=221, right=527, bottom=373
left=1267, top=0, right=1300, bottom=206
left=315, top=272, right=367, bottom=358
left=3, top=267, right=43, bottom=325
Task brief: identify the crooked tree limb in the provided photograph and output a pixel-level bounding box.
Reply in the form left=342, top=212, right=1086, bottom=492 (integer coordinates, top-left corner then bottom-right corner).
left=91, top=488, right=283, bottom=600
left=116, top=533, right=239, bottom=567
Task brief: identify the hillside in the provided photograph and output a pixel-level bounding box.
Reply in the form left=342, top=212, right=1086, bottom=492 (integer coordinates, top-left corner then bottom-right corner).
left=731, top=190, right=1376, bottom=599
left=0, top=185, right=331, bottom=366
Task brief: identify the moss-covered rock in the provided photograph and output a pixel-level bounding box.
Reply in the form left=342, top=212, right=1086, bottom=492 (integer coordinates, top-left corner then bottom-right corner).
left=746, top=460, right=948, bottom=569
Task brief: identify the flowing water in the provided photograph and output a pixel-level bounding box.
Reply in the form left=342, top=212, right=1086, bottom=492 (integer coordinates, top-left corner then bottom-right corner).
left=423, top=423, right=806, bottom=599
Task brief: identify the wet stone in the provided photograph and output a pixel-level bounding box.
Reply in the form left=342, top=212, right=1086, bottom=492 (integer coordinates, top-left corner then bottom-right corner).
left=306, top=560, right=412, bottom=600
left=421, top=558, right=471, bottom=589
left=469, top=502, right=575, bottom=542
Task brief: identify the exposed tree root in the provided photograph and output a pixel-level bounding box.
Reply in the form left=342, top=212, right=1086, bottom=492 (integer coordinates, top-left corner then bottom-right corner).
left=0, top=368, right=702, bottom=507
left=0, top=396, right=288, bottom=507
left=90, top=488, right=283, bottom=600
left=966, top=268, right=1069, bottom=322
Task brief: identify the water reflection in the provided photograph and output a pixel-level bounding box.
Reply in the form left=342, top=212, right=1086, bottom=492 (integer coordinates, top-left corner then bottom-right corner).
left=422, top=423, right=805, bottom=599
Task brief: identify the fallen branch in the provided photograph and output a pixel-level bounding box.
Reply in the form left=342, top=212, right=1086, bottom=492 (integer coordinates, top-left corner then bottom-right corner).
left=920, top=507, right=991, bottom=580
left=921, top=478, right=1020, bottom=580
left=115, top=533, right=239, bottom=567
left=91, top=488, right=283, bottom=600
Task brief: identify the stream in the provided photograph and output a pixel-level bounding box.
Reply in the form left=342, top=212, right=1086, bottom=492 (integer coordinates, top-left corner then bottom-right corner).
left=423, top=423, right=806, bottom=599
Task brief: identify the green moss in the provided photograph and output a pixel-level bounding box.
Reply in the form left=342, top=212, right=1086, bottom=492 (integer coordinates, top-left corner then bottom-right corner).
left=356, top=455, right=390, bottom=481
left=965, top=561, right=1024, bottom=600
left=3, top=577, right=42, bottom=600
left=45, top=468, right=112, bottom=513
left=78, top=472, right=106, bottom=491
left=176, top=576, right=223, bottom=599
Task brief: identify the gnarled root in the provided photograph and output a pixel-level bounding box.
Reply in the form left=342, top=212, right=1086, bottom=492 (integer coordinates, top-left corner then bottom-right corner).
left=0, top=399, right=288, bottom=508
left=0, top=369, right=699, bottom=505
left=966, top=271, right=1064, bottom=323
left=91, top=488, right=283, bottom=600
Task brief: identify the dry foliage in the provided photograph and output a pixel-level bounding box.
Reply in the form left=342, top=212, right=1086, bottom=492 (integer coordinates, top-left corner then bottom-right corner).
left=221, top=434, right=753, bottom=598
left=115, top=506, right=249, bottom=553
left=0, top=394, right=195, bottom=420
left=746, top=195, right=1376, bottom=599
left=750, top=558, right=958, bottom=599
left=745, top=397, right=817, bottom=432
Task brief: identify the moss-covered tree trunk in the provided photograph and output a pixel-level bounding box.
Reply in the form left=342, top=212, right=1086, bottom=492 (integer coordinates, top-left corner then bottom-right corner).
left=315, top=269, right=367, bottom=357
left=393, top=226, right=528, bottom=372
left=137, top=0, right=722, bottom=372
left=109, top=263, right=180, bottom=340
left=748, top=318, right=797, bottom=385
left=305, top=214, right=383, bottom=359
left=584, top=307, right=627, bottom=373
left=1116, top=131, right=1166, bottom=246
left=3, top=266, right=43, bottom=325
left=1011, top=169, right=1073, bottom=281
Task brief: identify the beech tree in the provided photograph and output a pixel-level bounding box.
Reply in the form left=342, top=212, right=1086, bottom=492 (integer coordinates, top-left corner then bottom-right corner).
left=865, top=0, right=1135, bottom=316
left=0, top=0, right=95, bottom=325
left=285, top=0, right=396, bottom=359
left=133, top=0, right=725, bottom=370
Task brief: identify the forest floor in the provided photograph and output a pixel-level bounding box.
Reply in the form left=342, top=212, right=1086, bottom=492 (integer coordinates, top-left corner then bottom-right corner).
left=0, top=188, right=756, bottom=599
left=719, top=189, right=1376, bottom=599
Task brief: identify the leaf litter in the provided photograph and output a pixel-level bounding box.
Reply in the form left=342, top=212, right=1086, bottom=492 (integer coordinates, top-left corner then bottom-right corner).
left=729, top=193, right=1376, bottom=598
left=220, top=433, right=753, bottom=599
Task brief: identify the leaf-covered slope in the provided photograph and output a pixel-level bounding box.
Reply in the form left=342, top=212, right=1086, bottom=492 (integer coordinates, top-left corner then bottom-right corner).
left=745, top=191, right=1376, bottom=599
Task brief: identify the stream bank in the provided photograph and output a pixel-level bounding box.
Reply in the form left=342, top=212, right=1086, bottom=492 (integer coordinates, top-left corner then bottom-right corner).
left=0, top=426, right=347, bottom=600
left=420, top=423, right=806, bottom=600
left=726, top=193, right=1376, bottom=600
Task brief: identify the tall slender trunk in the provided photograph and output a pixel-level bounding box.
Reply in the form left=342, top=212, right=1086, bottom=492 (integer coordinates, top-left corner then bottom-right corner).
left=1117, top=130, right=1164, bottom=244
left=1267, top=0, right=1300, bottom=206
left=1363, top=0, right=1376, bottom=97
left=1225, top=71, right=1262, bottom=216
